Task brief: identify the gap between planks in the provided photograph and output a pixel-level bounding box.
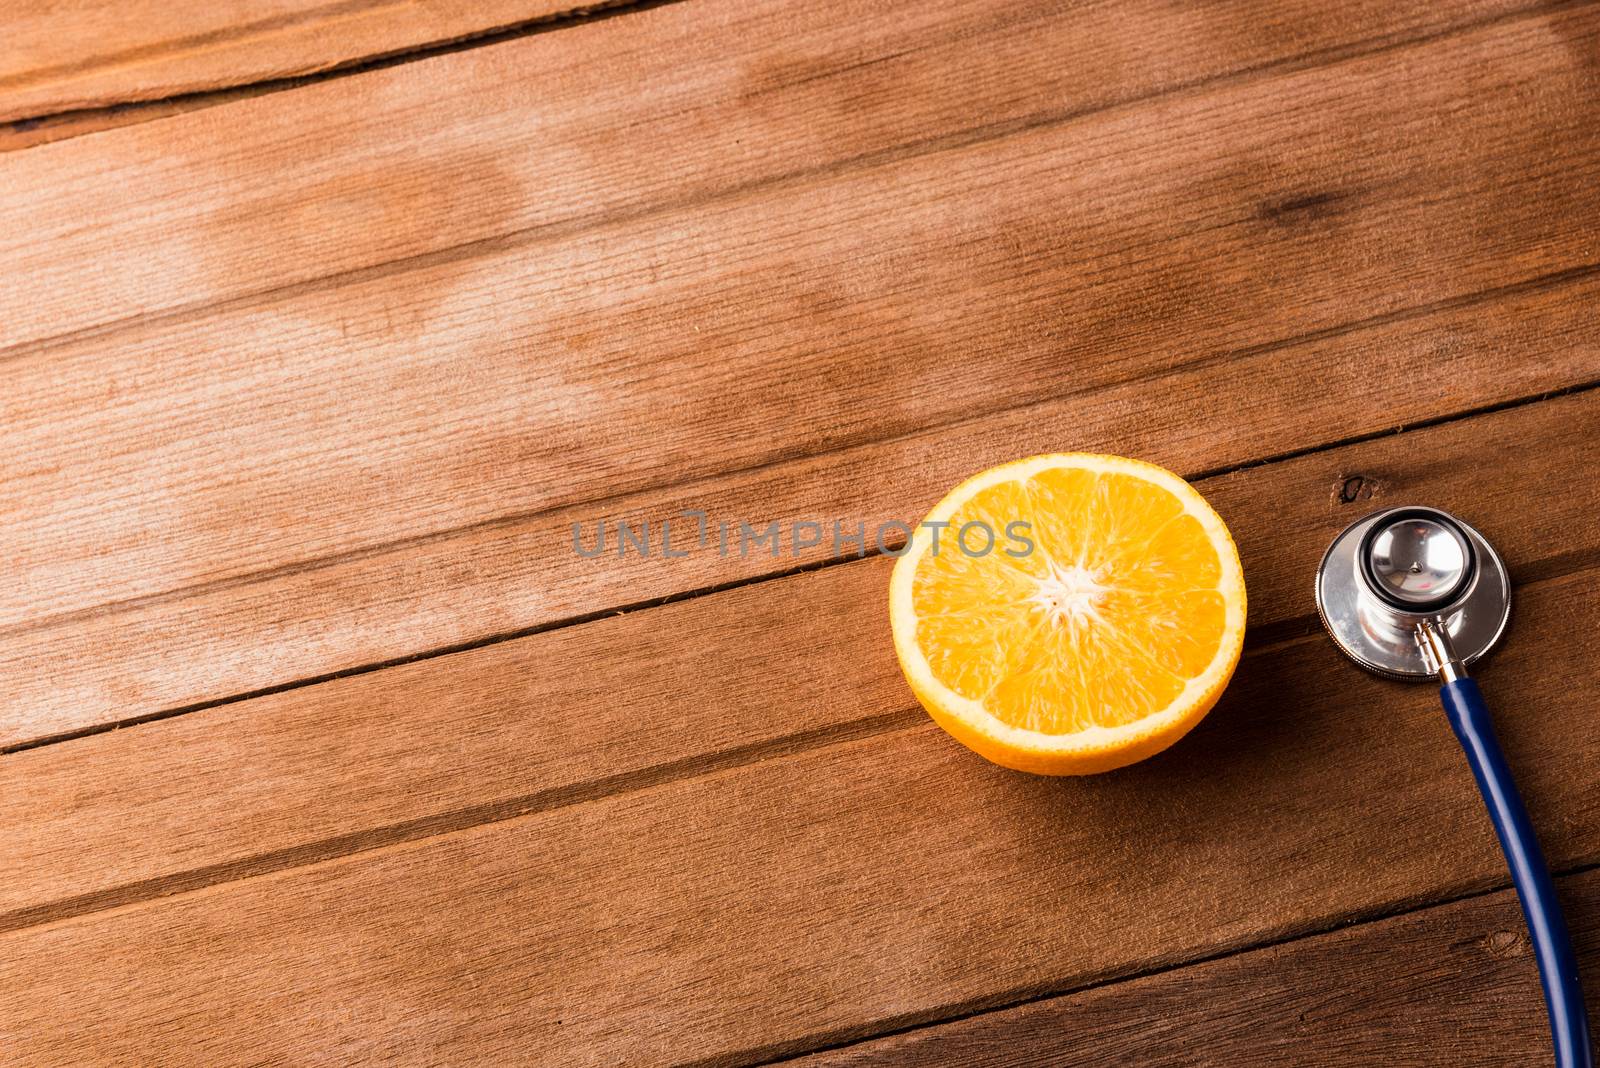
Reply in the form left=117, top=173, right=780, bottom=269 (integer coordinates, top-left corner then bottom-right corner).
left=0, top=0, right=684, bottom=150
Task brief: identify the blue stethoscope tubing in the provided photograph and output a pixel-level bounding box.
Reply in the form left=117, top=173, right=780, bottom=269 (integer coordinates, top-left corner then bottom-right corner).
left=1442, top=678, right=1592, bottom=1067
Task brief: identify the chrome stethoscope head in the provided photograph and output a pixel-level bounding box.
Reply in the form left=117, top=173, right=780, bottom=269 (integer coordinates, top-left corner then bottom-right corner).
left=1314, top=505, right=1511, bottom=682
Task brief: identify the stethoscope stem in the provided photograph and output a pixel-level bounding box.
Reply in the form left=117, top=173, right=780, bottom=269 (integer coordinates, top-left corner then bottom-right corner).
left=1440, top=676, right=1592, bottom=1068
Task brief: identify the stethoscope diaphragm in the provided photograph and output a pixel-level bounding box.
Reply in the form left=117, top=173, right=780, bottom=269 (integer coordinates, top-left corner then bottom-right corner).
left=1315, top=505, right=1509, bottom=681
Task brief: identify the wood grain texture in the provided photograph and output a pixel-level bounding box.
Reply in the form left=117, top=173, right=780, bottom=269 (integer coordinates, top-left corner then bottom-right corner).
left=4, top=570, right=1599, bottom=1065
left=0, top=0, right=625, bottom=123
left=4, top=1, right=1600, bottom=746
left=3, top=389, right=1599, bottom=1064
left=790, top=869, right=1600, bottom=1066
left=0, top=0, right=1533, bottom=348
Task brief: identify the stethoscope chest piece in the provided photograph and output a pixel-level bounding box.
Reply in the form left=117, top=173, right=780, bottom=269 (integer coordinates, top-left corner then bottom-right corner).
left=1315, top=506, right=1510, bottom=680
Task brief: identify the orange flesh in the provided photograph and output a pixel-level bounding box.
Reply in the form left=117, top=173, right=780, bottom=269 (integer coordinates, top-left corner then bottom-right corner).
left=910, top=469, right=1228, bottom=734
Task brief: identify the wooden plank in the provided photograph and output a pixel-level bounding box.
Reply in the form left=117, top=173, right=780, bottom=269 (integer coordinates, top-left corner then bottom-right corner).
left=0, top=0, right=1531, bottom=349
left=4, top=390, right=1600, bottom=1064
left=4, top=5, right=1599, bottom=746
left=0, top=0, right=617, bottom=123
left=790, top=869, right=1600, bottom=1066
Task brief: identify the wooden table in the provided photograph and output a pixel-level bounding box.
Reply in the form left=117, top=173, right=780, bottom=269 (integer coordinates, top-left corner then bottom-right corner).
left=3, top=2, right=1599, bottom=1064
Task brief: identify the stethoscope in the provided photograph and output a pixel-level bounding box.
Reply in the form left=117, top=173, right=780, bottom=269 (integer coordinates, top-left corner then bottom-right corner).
left=1316, top=506, right=1592, bottom=1067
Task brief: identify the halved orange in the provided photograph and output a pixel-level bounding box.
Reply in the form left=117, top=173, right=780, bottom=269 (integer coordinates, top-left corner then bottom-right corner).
left=889, top=453, right=1246, bottom=775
